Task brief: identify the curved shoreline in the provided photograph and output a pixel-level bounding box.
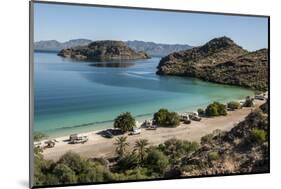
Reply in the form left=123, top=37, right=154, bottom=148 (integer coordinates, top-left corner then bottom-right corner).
left=40, top=99, right=265, bottom=162
left=35, top=94, right=253, bottom=138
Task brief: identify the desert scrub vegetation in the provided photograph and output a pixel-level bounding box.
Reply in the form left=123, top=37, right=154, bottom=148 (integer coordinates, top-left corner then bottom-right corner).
left=34, top=137, right=199, bottom=186
left=205, top=102, right=227, bottom=117
left=33, top=132, right=48, bottom=142
left=153, top=108, right=180, bottom=127
left=207, top=151, right=219, bottom=161
left=227, top=101, right=240, bottom=110
left=197, top=108, right=205, bottom=116
left=250, top=128, right=267, bottom=144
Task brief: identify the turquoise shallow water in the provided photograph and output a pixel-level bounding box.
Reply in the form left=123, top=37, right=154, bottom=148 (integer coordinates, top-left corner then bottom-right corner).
left=33, top=52, right=254, bottom=137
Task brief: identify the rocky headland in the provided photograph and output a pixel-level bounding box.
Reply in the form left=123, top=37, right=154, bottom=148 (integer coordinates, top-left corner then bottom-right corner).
left=157, top=37, right=268, bottom=91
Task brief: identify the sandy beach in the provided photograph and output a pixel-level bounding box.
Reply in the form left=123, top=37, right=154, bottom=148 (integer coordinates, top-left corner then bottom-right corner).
left=41, top=99, right=265, bottom=161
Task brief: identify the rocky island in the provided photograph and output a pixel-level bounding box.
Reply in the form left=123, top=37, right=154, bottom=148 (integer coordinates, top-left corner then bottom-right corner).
left=58, top=40, right=150, bottom=61
left=156, top=37, right=268, bottom=91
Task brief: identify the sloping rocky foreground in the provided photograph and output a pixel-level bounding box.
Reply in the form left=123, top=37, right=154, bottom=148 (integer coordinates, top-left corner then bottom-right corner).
left=157, top=37, right=268, bottom=91
left=179, top=101, right=269, bottom=176
left=58, top=40, right=150, bottom=61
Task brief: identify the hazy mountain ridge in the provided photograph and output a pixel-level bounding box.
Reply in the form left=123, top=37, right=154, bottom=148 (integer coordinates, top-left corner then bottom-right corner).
left=126, top=40, right=192, bottom=57
left=34, top=39, right=192, bottom=56
left=34, top=39, right=92, bottom=52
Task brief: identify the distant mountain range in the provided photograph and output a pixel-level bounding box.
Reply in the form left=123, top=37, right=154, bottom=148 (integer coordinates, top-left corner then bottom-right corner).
left=34, top=39, right=92, bottom=52
left=126, top=40, right=192, bottom=57
left=34, top=39, right=192, bottom=57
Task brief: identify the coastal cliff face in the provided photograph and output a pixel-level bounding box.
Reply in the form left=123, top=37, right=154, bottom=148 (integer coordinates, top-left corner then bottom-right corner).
left=58, top=40, right=150, bottom=61
left=157, top=37, right=268, bottom=91
left=181, top=101, right=269, bottom=176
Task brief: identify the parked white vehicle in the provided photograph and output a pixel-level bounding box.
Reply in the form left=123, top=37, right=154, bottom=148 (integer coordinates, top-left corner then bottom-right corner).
left=136, top=121, right=142, bottom=128
left=188, top=112, right=201, bottom=121
left=130, top=128, right=141, bottom=135
left=186, top=112, right=199, bottom=117
left=34, top=142, right=43, bottom=149
left=255, top=95, right=265, bottom=100
left=190, top=114, right=202, bottom=121
left=239, top=100, right=246, bottom=106
left=143, top=120, right=152, bottom=127
left=179, top=113, right=191, bottom=124
left=69, top=134, right=88, bottom=144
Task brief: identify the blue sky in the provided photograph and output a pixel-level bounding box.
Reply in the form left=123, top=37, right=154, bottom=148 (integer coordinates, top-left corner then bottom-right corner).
left=34, top=2, right=268, bottom=51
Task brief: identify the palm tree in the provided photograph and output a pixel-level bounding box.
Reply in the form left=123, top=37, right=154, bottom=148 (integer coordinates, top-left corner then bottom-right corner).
left=114, top=136, right=129, bottom=158
left=134, top=139, right=149, bottom=163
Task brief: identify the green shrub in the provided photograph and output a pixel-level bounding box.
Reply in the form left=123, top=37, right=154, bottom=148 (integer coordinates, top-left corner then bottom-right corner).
left=53, top=164, right=77, bottom=184
left=216, top=103, right=227, bottom=116
left=153, top=109, right=180, bottom=127
left=243, top=97, right=254, bottom=107
left=208, top=151, right=219, bottom=161
left=57, top=152, right=86, bottom=174
left=160, top=138, right=199, bottom=161
left=205, top=104, right=218, bottom=116
left=146, top=149, right=169, bottom=174
left=227, top=101, right=240, bottom=110
left=116, top=153, right=139, bottom=171
left=161, top=138, right=184, bottom=160
left=153, top=109, right=169, bottom=126
left=34, top=155, right=55, bottom=186
left=205, top=102, right=227, bottom=117
left=33, top=132, right=48, bottom=142
left=112, top=168, right=149, bottom=181
left=44, top=174, right=60, bottom=186
left=200, top=133, right=214, bottom=145
left=197, top=108, right=205, bottom=115
left=114, top=112, right=136, bottom=133
left=250, top=128, right=267, bottom=144
left=181, top=141, right=200, bottom=156
left=92, top=163, right=114, bottom=182
left=78, top=162, right=113, bottom=183
left=166, top=112, right=180, bottom=127
left=123, top=168, right=150, bottom=180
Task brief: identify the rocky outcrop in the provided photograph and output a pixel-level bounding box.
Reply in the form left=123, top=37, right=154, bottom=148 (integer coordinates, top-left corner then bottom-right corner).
left=57, top=40, right=150, bottom=61
left=157, top=37, right=268, bottom=91
left=180, top=103, right=269, bottom=176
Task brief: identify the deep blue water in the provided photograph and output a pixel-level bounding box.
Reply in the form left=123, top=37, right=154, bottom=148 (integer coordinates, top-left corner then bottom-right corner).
left=34, top=52, right=254, bottom=137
